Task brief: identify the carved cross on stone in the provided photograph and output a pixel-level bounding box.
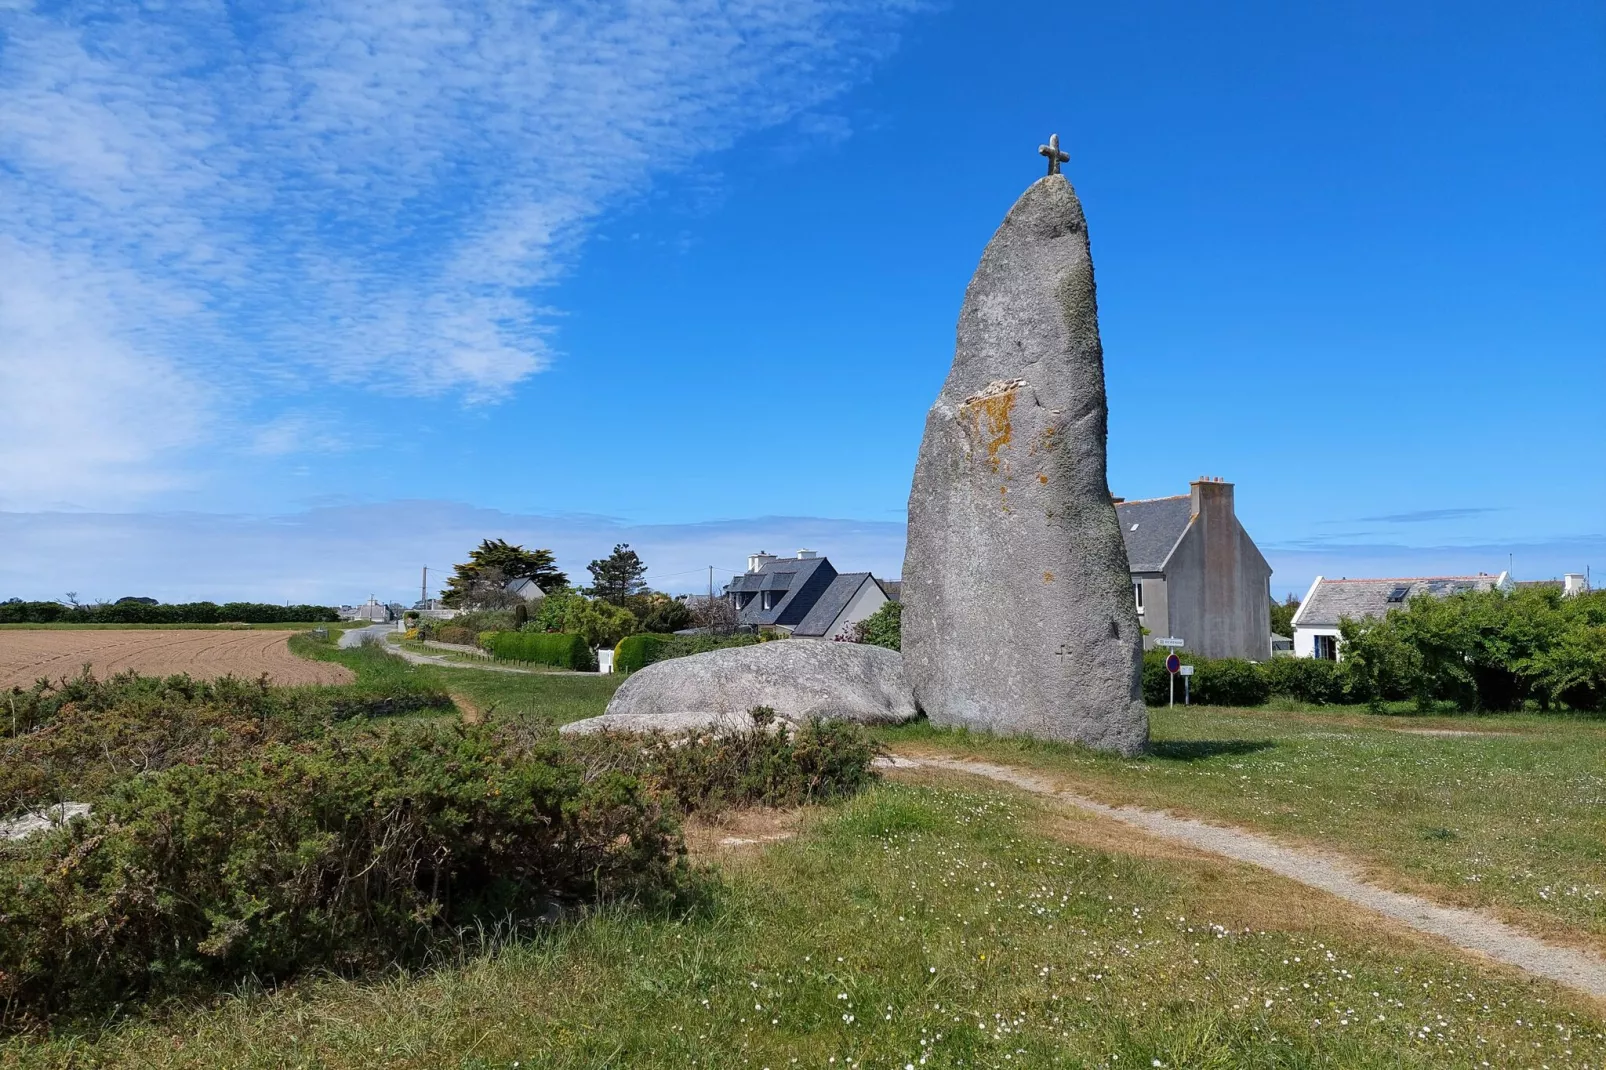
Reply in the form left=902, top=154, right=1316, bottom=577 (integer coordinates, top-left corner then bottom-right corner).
left=1038, top=133, right=1069, bottom=176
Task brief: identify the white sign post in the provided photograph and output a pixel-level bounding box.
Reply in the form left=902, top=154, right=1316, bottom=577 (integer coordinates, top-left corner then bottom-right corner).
left=1157, top=638, right=1185, bottom=707
left=1179, top=663, right=1194, bottom=705
left=1155, top=637, right=1185, bottom=648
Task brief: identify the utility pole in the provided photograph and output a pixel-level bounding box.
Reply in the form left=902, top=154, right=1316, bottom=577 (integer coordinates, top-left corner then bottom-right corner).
left=421, top=566, right=428, bottom=609
left=708, top=566, right=713, bottom=603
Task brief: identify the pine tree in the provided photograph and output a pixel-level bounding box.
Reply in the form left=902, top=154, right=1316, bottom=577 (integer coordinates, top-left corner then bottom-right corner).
left=587, top=544, right=648, bottom=605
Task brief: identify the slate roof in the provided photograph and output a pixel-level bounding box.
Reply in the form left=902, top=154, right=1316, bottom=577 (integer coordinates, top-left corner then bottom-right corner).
left=1114, top=495, right=1194, bottom=572
left=793, top=573, right=877, bottom=637
left=1294, top=575, right=1506, bottom=628
left=723, top=556, right=837, bottom=628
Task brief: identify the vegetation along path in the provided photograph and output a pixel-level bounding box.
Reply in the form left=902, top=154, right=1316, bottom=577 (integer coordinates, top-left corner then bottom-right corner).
left=887, top=753, right=1606, bottom=1001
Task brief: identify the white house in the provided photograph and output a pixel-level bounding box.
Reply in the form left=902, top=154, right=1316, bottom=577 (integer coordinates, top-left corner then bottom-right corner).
left=723, top=550, right=891, bottom=640
left=1290, top=572, right=1513, bottom=660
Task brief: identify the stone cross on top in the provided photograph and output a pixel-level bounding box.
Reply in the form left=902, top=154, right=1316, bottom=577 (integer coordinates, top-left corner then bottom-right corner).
left=1038, top=133, right=1069, bottom=176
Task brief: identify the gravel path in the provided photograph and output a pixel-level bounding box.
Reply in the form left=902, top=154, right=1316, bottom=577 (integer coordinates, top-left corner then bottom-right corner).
left=886, top=753, right=1606, bottom=1000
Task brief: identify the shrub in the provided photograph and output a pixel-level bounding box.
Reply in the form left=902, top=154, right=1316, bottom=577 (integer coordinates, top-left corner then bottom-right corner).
left=1140, top=650, right=1269, bottom=708
left=1, top=669, right=453, bottom=815
left=639, top=599, right=693, bottom=634
left=1261, top=656, right=1348, bottom=705
left=615, top=633, right=672, bottom=674
left=481, top=631, right=597, bottom=671
left=847, top=600, right=901, bottom=650
left=1191, top=657, right=1271, bottom=707
left=568, top=711, right=880, bottom=815
left=0, top=721, right=680, bottom=1026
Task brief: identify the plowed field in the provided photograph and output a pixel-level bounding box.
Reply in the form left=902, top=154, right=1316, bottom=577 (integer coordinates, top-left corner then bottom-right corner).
left=0, top=629, right=353, bottom=688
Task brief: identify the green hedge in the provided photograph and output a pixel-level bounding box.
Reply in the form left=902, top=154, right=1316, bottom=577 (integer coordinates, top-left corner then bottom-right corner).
left=480, top=631, right=596, bottom=671
left=615, top=633, right=671, bottom=674
left=613, top=632, right=764, bottom=674
left=1140, top=650, right=1268, bottom=707
left=0, top=600, right=338, bottom=624
left=1261, top=656, right=1349, bottom=705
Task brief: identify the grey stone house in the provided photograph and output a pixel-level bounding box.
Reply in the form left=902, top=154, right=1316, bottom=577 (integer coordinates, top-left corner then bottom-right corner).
left=1116, top=478, right=1273, bottom=661
left=723, top=550, right=890, bottom=639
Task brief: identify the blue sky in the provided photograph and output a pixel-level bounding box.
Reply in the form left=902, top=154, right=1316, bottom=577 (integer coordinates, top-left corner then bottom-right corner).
left=2, top=0, right=1601, bottom=604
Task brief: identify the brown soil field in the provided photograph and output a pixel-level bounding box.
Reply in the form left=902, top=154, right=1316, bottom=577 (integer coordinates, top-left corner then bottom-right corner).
left=0, top=629, right=354, bottom=688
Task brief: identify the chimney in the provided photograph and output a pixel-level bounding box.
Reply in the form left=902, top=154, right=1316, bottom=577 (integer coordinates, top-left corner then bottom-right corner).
left=747, top=551, right=776, bottom=573
left=1189, top=477, right=1241, bottom=659
left=796, top=548, right=817, bottom=560
left=1189, top=475, right=1234, bottom=519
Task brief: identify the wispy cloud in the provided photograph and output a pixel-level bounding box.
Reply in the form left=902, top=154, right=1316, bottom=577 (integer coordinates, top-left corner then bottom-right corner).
left=0, top=502, right=909, bottom=604
left=0, top=0, right=919, bottom=505
left=1358, top=507, right=1505, bottom=524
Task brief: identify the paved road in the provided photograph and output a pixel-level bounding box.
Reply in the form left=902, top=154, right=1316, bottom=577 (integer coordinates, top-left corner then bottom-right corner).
left=339, top=623, right=396, bottom=648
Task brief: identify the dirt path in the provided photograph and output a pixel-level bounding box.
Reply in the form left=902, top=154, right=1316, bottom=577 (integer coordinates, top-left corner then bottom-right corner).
left=886, top=752, right=1606, bottom=1001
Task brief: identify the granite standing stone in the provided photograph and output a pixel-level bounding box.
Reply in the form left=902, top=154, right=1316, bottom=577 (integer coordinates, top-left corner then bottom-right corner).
left=901, top=161, right=1148, bottom=755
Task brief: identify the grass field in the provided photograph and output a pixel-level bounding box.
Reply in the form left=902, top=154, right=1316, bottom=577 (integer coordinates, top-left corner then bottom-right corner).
left=9, top=782, right=1601, bottom=1068
left=292, top=630, right=622, bottom=725
left=4, top=638, right=1602, bottom=1065
left=883, top=708, right=1606, bottom=953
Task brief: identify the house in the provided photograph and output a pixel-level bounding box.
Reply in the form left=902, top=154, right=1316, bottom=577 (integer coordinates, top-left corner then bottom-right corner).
left=340, top=597, right=391, bottom=622
left=1116, top=478, right=1273, bottom=661
left=723, top=550, right=891, bottom=639
left=503, top=577, right=546, bottom=603
left=1290, top=572, right=1514, bottom=660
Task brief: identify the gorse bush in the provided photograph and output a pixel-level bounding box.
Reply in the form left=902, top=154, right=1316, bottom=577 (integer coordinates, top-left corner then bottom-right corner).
left=0, top=721, right=680, bottom=1027
left=568, top=710, right=880, bottom=815
left=1, top=668, right=453, bottom=816
left=481, top=631, right=596, bottom=671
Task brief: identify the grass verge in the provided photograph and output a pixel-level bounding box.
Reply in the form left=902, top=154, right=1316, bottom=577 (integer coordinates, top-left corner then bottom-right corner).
left=10, top=781, right=1601, bottom=1067
left=880, top=705, right=1606, bottom=951
left=290, top=631, right=621, bottom=726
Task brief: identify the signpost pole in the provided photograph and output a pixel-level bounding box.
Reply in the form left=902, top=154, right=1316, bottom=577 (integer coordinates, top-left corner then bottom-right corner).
left=1169, top=673, right=1174, bottom=708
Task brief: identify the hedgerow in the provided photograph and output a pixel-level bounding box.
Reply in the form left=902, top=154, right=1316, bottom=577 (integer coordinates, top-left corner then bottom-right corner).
left=0, top=600, right=338, bottom=624
left=480, top=631, right=597, bottom=671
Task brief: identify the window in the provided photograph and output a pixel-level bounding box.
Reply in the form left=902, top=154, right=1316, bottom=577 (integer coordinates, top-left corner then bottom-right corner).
left=1386, top=584, right=1411, bottom=603
left=1133, top=581, right=1144, bottom=614
left=1314, top=634, right=1339, bottom=661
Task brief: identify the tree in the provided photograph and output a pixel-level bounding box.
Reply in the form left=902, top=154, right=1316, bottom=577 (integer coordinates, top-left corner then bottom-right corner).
left=561, top=598, right=638, bottom=649
left=1269, top=594, right=1300, bottom=638
left=639, top=596, right=693, bottom=634
left=587, top=544, right=648, bottom=605
left=687, top=594, right=740, bottom=635
left=441, top=539, right=567, bottom=608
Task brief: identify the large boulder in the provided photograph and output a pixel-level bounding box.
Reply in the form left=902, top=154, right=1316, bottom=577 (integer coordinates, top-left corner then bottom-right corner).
left=560, top=710, right=782, bottom=737
left=901, top=167, right=1148, bottom=756
left=592, top=641, right=917, bottom=728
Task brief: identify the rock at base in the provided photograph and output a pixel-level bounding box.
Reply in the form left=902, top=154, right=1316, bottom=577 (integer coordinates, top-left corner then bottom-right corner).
left=902, top=173, right=1147, bottom=756
left=0, top=802, right=92, bottom=841
left=560, top=709, right=789, bottom=737
left=598, top=641, right=918, bottom=727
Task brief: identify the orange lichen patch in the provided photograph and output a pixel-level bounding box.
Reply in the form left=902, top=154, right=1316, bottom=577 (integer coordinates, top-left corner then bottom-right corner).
left=1037, top=472, right=1048, bottom=484
left=959, top=379, right=1020, bottom=474
left=1043, top=571, right=1055, bottom=583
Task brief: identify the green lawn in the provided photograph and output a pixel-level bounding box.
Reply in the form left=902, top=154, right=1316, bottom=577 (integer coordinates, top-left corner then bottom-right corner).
left=11, top=782, right=1601, bottom=1068
left=882, top=706, right=1606, bottom=950
left=292, top=630, right=622, bottom=726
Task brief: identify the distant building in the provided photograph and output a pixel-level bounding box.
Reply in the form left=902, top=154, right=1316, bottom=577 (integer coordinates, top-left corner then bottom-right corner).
left=1290, top=572, right=1514, bottom=660
left=340, top=598, right=391, bottom=622
left=1116, top=478, right=1273, bottom=661
left=723, top=550, right=891, bottom=640
left=503, top=577, right=546, bottom=603
left=1516, top=574, right=1591, bottom=597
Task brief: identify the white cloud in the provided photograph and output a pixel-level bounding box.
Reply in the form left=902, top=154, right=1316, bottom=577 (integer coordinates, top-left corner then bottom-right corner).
left=0, top=502, right=911, bottom=604
left=0, top=0, right=919, bottom=503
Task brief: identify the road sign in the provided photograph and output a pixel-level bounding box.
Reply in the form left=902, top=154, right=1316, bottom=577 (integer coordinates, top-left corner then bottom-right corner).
left=1178, top=665, right=1194, bottom=677
left=1155, top=637, right=1185, bottom=648
left=1165, top=653, right=1181, bottom=674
